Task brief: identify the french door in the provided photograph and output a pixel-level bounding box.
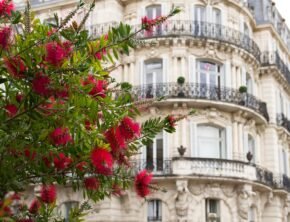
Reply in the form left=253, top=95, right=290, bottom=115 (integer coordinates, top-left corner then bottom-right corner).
left=144, top=60, right=163, bottom=98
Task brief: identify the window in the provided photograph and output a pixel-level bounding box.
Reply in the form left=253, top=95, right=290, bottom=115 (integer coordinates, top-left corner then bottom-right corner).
left=194, top=6, right=206, bottom=22
left=144, top=59, right=163, bottom=98
left=145, top=132, right=164, bottom=172
left=246, top=73, right=253, bottom=94
left=248, top=134, right=255, bottom=163
left=282, top=149, right=288, bottom=175
left=196, top=61, right=223, bottom=87
left=248, top=206, right=256, bottom=222
left=244, top=23, right=249, bottom=36
left=148, top=199, right=162, bottom=222
left=212, top=8, right=221, bottom=25
left=197, top=125, right=226, bottom=159
left=206, top=199, right=220, bottom=222
left=59, top=201, right=79, bottom=222
left=146, top=5, right=161, bottom=35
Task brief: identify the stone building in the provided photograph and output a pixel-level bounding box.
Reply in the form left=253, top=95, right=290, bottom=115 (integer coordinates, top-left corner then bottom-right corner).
left=15, top=0, right=290, bottom=221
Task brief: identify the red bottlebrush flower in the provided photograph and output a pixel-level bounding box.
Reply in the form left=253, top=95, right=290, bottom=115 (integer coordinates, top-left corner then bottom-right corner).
left=55, top=86, right=69, bottom=99
left=16, top=93, right=23, bottom=103
left=0, top=0, right=14, bottom=16
left=29, top=199, right=40, bottom=214
left=4, top=104, right=18, bottom=117
left=4, top=56, right=26, bottom=78
left=0, top=27, right=10, bottom=49
left=84, top=177, right=99, bottom=190
left=141, top=16, right=154, bottom=32
left=40, top=184, right=56, bottom=204
left=134, top=170, right=152, bottom=198
left=90, top=148, right=113, bottom=175
left=45, top=41, right=72, bottom=67
left=24, top=149, right=36, bottom=161
left=42, top=156, right=51, bottom=168
left=83, top=75, right=107, bottom=98
left=167, top=115, right=176, bottom=128
left=50, top=127, right=72, bottom=146
left=104, top=127, right=126, bottom=153
left=76, top=161, right=87, bottom=171
left=95, top=48, right=106, bottom=60
left=118, top=117, right=141, bottom=141
left=84, top=120, right=92, bottom=130
left=11, top=193, right=20, bottom=200
left=32, top=75, right=51, bottom=97
left=53, top=153, right=72, bottom=170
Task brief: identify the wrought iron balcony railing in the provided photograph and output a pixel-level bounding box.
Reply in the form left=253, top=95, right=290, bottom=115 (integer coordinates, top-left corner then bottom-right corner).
left=131, top=83, right=269, bottom=121
left=261, top=51, right=290, bottom=84
left=88, top=20, right=261, bottom=61
left=276, top=113, right=290, bottom=133
left=130, top=159, right=172, bottom=175
left=15, top=0, right=73, bottom=8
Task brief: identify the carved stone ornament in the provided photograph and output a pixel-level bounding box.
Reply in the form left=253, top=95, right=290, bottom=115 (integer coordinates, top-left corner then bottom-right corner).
left=194, top=44, right=226, bottom=61
left=220, top=184, right=235, bottom=198
left=189, top=184, right=204, bottom=196
left=200, top=0, right=222, bottom=5
left=175, top=180, right=192, bottom=222
left=237, top=189, right=250, bottom=220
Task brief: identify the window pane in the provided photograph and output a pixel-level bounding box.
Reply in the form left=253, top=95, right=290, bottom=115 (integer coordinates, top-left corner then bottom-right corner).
left=213, top=8, right=221, bottom=24
left=146, top=143, right=154, bottom=170
left=156, top=138, right=163, bottom=171
left=148, top=200, right=162, bottom=222
left=195, top=6, right=206, bottom=22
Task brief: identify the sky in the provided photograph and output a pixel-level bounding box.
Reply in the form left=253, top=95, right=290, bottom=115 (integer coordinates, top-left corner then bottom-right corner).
left=275, top=0, right=290, bottom=27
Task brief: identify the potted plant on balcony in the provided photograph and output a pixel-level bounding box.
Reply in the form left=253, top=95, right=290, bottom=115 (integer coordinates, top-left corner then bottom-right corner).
left=177, top=76, right=185, bottom=97
left=238, top=86, right=247, bottom=105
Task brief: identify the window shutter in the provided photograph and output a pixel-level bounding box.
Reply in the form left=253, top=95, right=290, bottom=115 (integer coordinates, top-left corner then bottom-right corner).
left=188, top=55, right=196, bottom=83
left=226, top=126, right=233, bottom=159
left=190, top=123, right=197, bottom=157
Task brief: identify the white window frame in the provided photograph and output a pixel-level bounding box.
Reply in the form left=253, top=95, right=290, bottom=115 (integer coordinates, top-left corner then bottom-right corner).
left=147, top=199, right=162, bottom=222
left=205, top=199, right=220, bottom=222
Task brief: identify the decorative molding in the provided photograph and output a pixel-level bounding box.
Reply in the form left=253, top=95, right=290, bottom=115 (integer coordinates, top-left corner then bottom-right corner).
left=200, top=0, right=222, bottom=5
left=193, top=43, right=227, bottom=62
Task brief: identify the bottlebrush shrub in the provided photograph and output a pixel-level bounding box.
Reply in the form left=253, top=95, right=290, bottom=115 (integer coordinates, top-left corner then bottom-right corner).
left=0, top=1, right=181, bottom=221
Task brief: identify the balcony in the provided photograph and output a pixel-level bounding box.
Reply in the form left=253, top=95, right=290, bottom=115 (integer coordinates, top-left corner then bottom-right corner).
left=276, top=113, right=290, bottom=133
left=172, top=157, right=290, bottom=191
left=88, top=20, right=261, bottom=62
left=130, top=159, right=172, bottom=176
left=131, top=83, right=269, bottom=122
left=15, top=0, right=75, bottom=9
left=261, top=51, right=290, bottom=84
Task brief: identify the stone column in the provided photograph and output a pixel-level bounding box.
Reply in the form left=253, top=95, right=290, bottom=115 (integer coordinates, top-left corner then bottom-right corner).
left=173, top=56, right=178, bottom=81
left=124, top=63, right=129, bottom=82
left=129, top=62, right=135, bottom=84
left=181, top=57, right=186, bottom=79
left=238, top=123, right=244, bottom=161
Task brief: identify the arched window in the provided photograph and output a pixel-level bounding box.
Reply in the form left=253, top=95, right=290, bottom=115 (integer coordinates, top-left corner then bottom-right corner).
left=145, top=132, right=164, bottom=172
left=194, top=5, right=206, bottom=22
left=197, top=124, right=226, bottom=158
left=59, top=201, right=79, bottom=222
left=247, top=134, right=255, bottom=163
left=147, top=199, right=162, bottom=222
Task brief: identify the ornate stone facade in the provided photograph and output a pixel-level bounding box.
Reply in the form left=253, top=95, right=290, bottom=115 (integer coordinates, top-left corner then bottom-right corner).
left=16, top=0, right=290, bottom=221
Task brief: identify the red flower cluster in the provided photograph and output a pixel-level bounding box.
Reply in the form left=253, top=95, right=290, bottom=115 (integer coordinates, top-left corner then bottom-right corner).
left=32, top=75, right=51, bottom=97
left=83, top=75, right=107, bottom=98
left=76, top=161, right=87, bottom=171
left=50, top=127, right=72, bottom=146
left=0, top=27, right=10, bottom=49
left=0, top=0, right=14, bottom=16
left=28, top=199, right=40, bottom=214
left=16, top=93, right=23, bottom=103
left=45, top=41, right=72, bottom=67
left=167, top=115, right=176, bottom=128
left=4, top=104, right=18, bottom=117
left=4, top=56, right=26, bottom=79
left=141, top=16, right=154, bottom=32
left=84, top=177, right=99, bottom=190
left=24, top=149, right=36, bottom=161
left=105, top=117, right=141, bottom=155
left=134, top=170, right=152, bottom=198
left=40, top=184, right=56, bottom=204
left=90, top=148, right=113, bottom=175
left=53, top=153, right=72, bottom=170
